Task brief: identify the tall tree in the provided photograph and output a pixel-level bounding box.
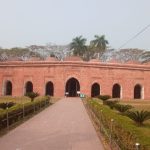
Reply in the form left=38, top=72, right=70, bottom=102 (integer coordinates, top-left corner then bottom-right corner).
left=70, top=36, right=87, bottom=57
left=90, top=35, right=109, bottom=58
left=140, top=51, right=150, bottom=63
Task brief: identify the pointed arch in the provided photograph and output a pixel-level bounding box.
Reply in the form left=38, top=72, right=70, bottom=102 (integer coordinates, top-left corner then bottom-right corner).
left=65, top=77, right=80, bottom=97
left=134, top=84, right=142, bottom=99
left=112, top=84, right=121, bottom=98
left=91, top=83, right=100, bottom=97
left=25, top=81, right=33, bottom=94
left=4, top=80, right=12, bottom=95
left=45, top=81, right=54, bottom=96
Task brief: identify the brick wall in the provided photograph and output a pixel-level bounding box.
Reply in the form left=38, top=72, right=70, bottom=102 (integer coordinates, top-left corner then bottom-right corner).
left=0, top=61, right=150, bottom=100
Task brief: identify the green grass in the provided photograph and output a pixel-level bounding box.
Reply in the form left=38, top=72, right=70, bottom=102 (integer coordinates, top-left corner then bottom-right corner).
left=88, top=99, right=150, bottom=148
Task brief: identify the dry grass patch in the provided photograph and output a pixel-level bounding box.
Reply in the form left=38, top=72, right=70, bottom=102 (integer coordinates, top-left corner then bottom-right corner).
left=119, top=100, right=150, bottom=111
left=0, top=96, right=31, bottom=104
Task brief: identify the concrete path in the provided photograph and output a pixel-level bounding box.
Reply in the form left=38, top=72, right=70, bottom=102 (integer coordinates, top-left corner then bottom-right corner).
left=0, top=98, right=104, bottom=150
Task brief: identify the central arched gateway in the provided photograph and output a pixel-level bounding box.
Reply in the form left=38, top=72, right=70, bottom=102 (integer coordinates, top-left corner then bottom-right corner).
left=65, top=78, right=80, bottom=97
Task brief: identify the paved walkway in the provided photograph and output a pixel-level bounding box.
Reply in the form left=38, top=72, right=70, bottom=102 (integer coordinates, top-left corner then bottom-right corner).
left=0, top=98, right=104, bottom=150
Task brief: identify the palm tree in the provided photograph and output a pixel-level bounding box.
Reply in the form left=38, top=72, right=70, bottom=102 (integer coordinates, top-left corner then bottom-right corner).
left=114, top=104, right=133, bottom=113
left=70, top=36, right=87, bottom=57
left=90, top=35, right=109, bottom=58
left=126, top=110, right=150, bottom=126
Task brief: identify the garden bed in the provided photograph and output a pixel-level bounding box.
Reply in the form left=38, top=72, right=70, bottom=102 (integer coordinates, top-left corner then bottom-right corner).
left=84, top=98, right=150, bottom=150
left=0, top=96, right=51, bottom=134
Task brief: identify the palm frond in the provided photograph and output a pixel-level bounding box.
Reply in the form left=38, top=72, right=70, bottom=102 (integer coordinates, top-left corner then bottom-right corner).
left=126, top=110, right=150, bottom=125
left=114, top=104, right=133, bottom=113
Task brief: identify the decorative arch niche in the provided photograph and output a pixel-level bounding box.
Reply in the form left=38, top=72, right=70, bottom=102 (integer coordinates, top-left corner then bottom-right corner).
left=134, top=84, right=143, bottom=99
left=112, top=83, right=121, bottom=98
left=45, top=81, right=54, bottom=96
left=91, top=83, right=100, bottom=97
left=25, top=81, right=33, bottom=94
left=4, top=80, right=12, bottom=96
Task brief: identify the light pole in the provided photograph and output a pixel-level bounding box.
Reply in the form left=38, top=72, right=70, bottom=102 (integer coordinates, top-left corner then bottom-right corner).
left=135, top=143, right=140, bottom=150
left=110, top=119, right=114, bottom=147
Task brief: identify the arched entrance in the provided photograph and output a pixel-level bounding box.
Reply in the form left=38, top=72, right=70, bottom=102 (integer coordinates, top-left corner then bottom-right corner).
left=112, top=84, right=121, bottom=98
left=45, top=81, right=54, bottom=96
left=25, top=81, right=33, bottom=94
left=134, top=84, right=142, bottom=99
left=91, top=83, right=100, bottom=97
left=5, top=81, right=12, bottom=95
left=65, top=78, right=80, bottom=97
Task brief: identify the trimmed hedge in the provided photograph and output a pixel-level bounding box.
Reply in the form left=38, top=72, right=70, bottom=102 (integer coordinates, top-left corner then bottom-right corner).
left=97, top=95, right=111, bottom=101
left=0, top=102, right=16, bottom=109
left=104, top=100, right=119, bottom=109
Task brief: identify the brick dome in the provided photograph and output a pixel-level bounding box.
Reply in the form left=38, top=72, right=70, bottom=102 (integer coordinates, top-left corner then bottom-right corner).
left=7, top=57, right=22, bottom=61
left=89, top=59, right=100, bottom=63
left=64, top=56, right=83, bottom=61
left=125, top=60, right=141, bottom=64
left=108, top=59, right=119, bottom=63
left=45, top=57, right=58, bottom=61
left=142, top=61, right=150, bottom=65
left=28, top=57, right=41, bottom=61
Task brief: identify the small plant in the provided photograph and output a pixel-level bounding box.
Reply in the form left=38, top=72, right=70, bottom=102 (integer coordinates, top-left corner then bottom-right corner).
left=0, top=102, right=16, bottom=109
left=105, top=100, right=119, bottom=109
left=97, top=95, right=111, bottom=104
left=25, top=92, right=39, bottom=102
left=114, top=104, right=133, bottom=113
left=126, top=110, right=150, bottom=126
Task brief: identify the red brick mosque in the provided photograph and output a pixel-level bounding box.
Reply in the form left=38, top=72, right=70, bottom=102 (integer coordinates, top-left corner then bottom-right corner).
left=0, top=56, right=150, bottom=100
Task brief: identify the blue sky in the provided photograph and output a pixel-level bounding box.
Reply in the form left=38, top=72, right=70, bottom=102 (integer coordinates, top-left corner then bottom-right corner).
left=0, top=0, right=150, bottom=50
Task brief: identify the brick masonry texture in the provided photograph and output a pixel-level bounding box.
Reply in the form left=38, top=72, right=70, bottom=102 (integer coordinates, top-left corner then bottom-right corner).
left=0, top=59, right=150, bottom=100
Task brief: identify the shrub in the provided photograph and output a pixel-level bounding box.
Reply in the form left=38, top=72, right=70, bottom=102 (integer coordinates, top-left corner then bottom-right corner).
left=0, top=102, right=16, bottom=109
left=44, top=95, right=51, bottom=101
left=25, top=92, right=39, bottom=102
left=105, top=100, right=119, bottom=109
left=97, top=95, right=111, bottom=104
left=114, top=104, right=133, bottom=113
left=126, top=110, right=150, bottom=126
